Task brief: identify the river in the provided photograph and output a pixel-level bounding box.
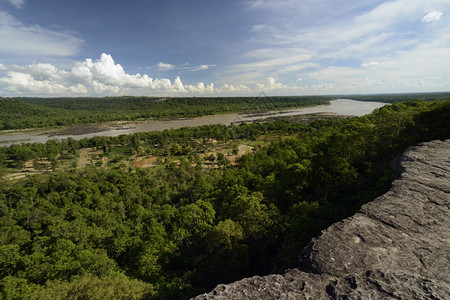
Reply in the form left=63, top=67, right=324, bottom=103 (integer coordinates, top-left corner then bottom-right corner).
left=0, top=99, right=387, bottom=146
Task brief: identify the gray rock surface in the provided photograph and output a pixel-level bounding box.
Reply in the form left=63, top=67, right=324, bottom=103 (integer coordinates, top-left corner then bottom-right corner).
left=193, top=140, right=450, bottom=299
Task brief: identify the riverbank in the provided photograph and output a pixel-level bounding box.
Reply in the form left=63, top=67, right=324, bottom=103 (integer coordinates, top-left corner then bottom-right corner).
left=0, top=99, right=388, bottom=146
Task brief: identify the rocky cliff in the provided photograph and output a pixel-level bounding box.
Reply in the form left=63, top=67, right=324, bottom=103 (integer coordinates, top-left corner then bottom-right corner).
left=193, top=139, right=450, bottom=299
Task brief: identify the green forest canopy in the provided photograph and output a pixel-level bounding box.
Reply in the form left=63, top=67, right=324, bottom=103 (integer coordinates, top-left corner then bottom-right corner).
left=0, top=98, right=449, bottom=299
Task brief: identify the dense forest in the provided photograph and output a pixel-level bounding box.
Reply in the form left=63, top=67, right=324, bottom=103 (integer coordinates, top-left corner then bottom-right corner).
left=0, top=96, right=332, bottom=130
left=0, top=99, right=449, bottom=299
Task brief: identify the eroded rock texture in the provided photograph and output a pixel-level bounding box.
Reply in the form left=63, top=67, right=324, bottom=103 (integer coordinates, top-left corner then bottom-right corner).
left=193, top=140, right=450, bottom=299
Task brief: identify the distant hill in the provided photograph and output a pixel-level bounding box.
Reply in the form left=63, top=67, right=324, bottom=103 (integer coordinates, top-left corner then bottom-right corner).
left=337, top=91, right=450, bottom=103
left=0, top=98, right=69, bottom=129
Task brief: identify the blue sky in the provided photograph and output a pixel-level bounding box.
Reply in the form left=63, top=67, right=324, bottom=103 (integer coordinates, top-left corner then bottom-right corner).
left=0, top=0, right=449, bottom=97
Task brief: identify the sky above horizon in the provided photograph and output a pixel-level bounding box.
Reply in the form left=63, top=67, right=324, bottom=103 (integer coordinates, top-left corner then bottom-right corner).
left=0, top=0, right=449, bottom=97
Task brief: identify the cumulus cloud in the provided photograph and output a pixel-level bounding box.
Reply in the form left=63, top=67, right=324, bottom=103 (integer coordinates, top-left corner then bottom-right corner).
left=173, top=76, right=186, bottom=92
left=0, top=53, right=273, bottom=97
left=0, top=53, right=232, bottom=96
left=256, top=77, right=287, bottom=90
left=219, top=83, right=251, bottom=93
left=1, top=71, right=87, bottom=95
left=0, top=54, right=176, bottom=96
left=185, top=82, right=214, bottom=93
left=172, top=76, right=215, bottom=94
left=421, top=10, right=444, bottom=23
left=69, top=54, right=176, bottom=91
left=80, top=53, right=150, bottom=87
left=0, top=10, right=82, bottom=57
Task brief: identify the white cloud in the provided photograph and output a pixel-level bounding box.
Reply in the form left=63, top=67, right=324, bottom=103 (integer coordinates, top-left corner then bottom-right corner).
left=0, top=53, right=244, bottom=96
left=0, top=71, right=87, bottom=95
left=72, top=54, right=175, bottom=90
left=173, top=77, right=253, bottom=95
left=256, top=77, right=287, bottom=90
left=0, top=54, right=182, bottom=96
left=361, top=61, right=380, bottom=67
left=155, top=62, right=215, bottom=72
left=247, top=0, right=305, bottom=10
left=233, top=0, right=450, bottom=93
left=90, top=80, right=120, bottom=94
left=173, top=76, right=186, bottom=92
left=7, top=0, right=25, bottom=9
left=22, top=63, right=67, bottom=81
left=244, top=0, right=450, bottom=59
left=251, top=24, right=265, bottom=32
left=1, top=0, right=449, bottom=96
left=158, top=62, right=175, bottom=70
left=229, top=53, right=312, bottom=76
left=219, top=83, right=251, bottom=93
left=184, top=82, right=215, bottom=94
left=291, top=44, right=450, bottom=94
left=70, top=62, right=94, bottom=83
left=191, top=64, right=216, bottom=72
left=0, top=53, right=293, bottom=96
left=0, top=10, right=82, bottom=57
left=3, top=48, right=446, bottom=97
left=422, top=10, right=444, bottom=23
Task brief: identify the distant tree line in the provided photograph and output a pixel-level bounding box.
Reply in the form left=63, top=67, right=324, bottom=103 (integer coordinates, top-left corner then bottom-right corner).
left=338, top=92, right=450, bottom=103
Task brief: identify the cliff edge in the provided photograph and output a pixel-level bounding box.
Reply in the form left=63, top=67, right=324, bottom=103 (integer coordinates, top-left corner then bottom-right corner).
left=193, top=139, right=450, bottom=299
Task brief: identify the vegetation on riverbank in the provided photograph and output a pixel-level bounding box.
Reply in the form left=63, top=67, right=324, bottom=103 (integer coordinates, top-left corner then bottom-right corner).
left=0, top=99, right=449, bottom=299
left=0, top=96, right=332, bottom=130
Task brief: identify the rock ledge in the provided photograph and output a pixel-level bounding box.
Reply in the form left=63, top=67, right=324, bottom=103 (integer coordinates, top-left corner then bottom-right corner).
left=193, top=140, right=450, bottom=299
